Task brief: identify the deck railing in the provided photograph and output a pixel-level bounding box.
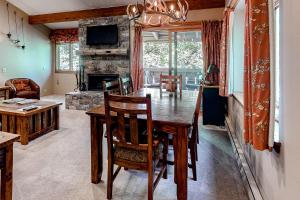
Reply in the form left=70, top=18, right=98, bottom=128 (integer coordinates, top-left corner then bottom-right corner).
left=144, top=67, right=203, bottom=90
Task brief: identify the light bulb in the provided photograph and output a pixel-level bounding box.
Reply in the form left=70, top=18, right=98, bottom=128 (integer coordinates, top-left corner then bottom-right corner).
left=175, top=11, right=180, bottom=18
left=170, top=4, right=174, bottom=11
left=132, top=6, right=137, bottom=14
left=154, top=1, right=157, bottom=7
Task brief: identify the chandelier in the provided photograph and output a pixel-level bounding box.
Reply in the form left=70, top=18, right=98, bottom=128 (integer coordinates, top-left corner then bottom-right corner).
left=127, top=0, right=189, bottom=27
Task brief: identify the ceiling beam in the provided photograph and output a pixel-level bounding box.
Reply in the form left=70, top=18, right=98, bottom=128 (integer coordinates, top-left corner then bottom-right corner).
left=29, top=6, right=128, bottom=24
left=29, top=0, right=225, bottom=25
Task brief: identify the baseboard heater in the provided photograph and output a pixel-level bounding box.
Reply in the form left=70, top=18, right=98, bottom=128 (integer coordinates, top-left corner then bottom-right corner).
left=225, top=117, right=264, bottom=200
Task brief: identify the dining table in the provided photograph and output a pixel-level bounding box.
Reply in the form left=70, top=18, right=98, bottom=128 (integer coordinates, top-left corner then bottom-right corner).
left=86, top=88, right=198, bottom=200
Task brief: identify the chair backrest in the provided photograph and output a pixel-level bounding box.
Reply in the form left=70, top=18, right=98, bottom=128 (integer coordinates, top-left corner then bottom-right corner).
left=120, top=76, right=134, bottom=95
left=104, top=92, right=153, bottom=158
left=159, top=74, right=182, bottom=96
left=102, top=79, right=122, bottom=95
left=191, top=86, right=202, bottom=140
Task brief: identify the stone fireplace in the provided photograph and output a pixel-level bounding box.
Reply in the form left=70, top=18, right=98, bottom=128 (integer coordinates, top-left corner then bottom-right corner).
left=79, top=15, right=130, bottom=88
left=65, top=15, right=131, bottom=111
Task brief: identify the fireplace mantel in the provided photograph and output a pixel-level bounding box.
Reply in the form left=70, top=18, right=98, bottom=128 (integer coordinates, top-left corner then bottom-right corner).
left=77, top=48, right=128, bottom=56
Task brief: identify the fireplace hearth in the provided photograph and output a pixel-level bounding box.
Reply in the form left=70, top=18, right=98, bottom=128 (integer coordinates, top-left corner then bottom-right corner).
left=87, top=74, right=119, bottom=91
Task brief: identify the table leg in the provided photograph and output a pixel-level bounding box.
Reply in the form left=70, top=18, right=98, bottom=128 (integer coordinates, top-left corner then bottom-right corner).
left=90, top=116, right=104, bottom=184
left=1, top=144, right=13, bottom=200
left=176, top=126, right=188, bottom=200
left=17, top=116, right=31, bottom=145
left=2, top=115, right=8, bottom=132
left=173, top=134, right=178, bottom=184
left=53, top=106, right=60, bottom=130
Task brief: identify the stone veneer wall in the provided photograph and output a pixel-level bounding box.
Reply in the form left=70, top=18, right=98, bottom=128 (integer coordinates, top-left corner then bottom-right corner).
left=78, top=15, right=131, bottom=84
left=65, top=91, right=103, bottom=110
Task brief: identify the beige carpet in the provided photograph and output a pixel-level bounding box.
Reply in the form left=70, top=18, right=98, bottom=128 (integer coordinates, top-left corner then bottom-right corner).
left=11, top=95, right=248, bottom=200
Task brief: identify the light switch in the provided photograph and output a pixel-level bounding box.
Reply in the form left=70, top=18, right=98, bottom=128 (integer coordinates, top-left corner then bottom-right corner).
left=2, top=68, right=7, bottom=73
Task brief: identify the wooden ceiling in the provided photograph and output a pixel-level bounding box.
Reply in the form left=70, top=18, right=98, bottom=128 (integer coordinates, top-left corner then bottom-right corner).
left=29, top=0, right=225, bottom=25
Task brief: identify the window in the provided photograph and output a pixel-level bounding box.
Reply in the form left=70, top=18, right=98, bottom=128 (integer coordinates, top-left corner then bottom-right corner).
left=56, top=42, right=79, bottom=72
left=274, top=1, right=280, bottom=142
left=143, top=30, right=203, bottom=90
left=230, top=0, right=245, bottom=95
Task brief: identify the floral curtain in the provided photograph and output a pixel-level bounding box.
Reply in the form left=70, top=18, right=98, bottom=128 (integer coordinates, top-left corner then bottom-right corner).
left=244, top=0, right=271, bottom=150
left=219, top=9, right=233, bottom=96
left=131, top=26, right=144, bottom=91
left=201, top=21, right=223, bottom=85
left=50, top=28, right=79, bottom=43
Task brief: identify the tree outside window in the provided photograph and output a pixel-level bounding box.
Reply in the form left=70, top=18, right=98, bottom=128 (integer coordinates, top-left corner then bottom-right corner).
left=56, top=42, right=79, bottom=72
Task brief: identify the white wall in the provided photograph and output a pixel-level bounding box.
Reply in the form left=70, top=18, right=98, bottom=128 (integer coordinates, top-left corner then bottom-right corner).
left=53, top=73, right=77, bottom=94
left=0, top=1, right=52, bottom=96
left=256, top=0, right=300, bottom=199
left=228, top=0, right=300, bottom=199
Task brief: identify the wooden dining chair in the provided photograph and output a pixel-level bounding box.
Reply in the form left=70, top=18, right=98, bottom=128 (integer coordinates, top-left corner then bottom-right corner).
left=104, top=92, right=168, bottom=200
left=102, top=79, right=122, bottom=95
left=120, top=76, right=134, bottom=95
left=189, top=85, right=202, bottom=180
left=159, top=74, right=183, bottom=97
left=167, top=86, right=201, bottom=181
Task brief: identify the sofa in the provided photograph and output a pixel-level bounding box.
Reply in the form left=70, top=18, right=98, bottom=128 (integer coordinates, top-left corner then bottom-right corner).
left=5, top=78, right=40, bottom=99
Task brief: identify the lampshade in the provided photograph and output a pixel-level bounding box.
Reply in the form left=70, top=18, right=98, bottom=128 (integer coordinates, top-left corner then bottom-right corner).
left=207, top=64, right=219, bottom=74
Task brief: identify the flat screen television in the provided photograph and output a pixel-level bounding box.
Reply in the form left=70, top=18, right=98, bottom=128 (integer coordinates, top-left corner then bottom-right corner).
left=86, top=25, right=118, bottom=45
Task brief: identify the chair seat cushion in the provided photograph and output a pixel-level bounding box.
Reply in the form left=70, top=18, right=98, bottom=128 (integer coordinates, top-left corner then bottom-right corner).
left=114, top=141, right=163, bottom=163
left=17, top=91, right=38, bottom=99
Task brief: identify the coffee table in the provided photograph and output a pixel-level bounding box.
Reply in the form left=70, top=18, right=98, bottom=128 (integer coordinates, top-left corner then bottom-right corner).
left=0, top=100, right=62, bottom=145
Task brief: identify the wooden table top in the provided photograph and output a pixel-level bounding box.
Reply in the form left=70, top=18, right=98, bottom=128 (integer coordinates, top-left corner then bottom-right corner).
left=0, top=132, right=19, bottom=149
left=0, top=100, right=62, bottom=116
left=86, top=88, right=198, bottom=127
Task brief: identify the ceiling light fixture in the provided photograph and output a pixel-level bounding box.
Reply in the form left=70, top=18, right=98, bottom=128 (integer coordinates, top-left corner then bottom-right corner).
left=127, top=0, right=189, bottom=27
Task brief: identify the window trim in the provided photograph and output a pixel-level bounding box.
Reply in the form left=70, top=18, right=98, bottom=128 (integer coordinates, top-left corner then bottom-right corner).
left=272, top=0, right=281, bottom=149
left=55, top=42, right=79, bottom=74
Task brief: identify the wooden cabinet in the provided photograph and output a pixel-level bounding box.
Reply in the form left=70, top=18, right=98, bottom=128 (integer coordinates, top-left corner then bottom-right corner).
left=202, top=86, right=227, bottom=126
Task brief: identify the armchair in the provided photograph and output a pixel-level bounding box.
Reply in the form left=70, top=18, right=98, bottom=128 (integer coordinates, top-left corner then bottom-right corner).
left=5, top=78, right=40, bottom=99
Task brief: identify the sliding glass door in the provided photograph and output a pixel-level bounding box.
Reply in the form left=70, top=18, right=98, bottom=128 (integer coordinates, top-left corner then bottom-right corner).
left=143, top=30, right=203, bottom=90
